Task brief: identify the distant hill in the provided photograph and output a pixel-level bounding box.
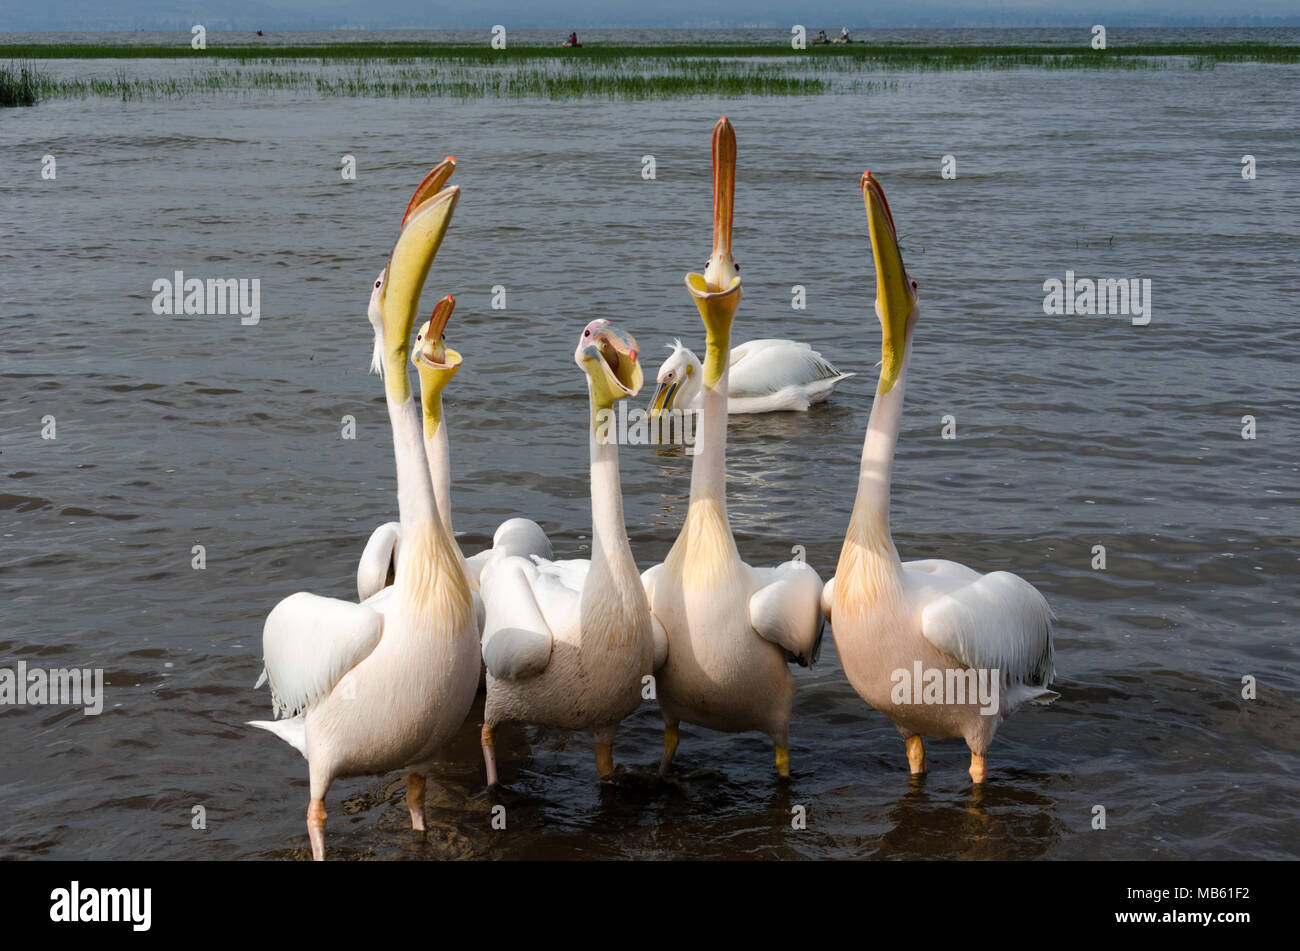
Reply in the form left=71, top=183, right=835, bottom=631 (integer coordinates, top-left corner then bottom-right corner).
left=4, top=0, right=1299, bottom=32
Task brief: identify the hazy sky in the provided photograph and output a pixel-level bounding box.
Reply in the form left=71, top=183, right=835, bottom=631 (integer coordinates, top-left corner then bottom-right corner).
left=7, top=0, right=1300, bottom=31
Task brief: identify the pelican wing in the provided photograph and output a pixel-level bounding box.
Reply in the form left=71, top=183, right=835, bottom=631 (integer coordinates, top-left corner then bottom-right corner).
left=494, top=518, right=553, bottom=561
left=904, top=558, right=982, bottom=582
left=357, top=521, right=401, bottom=602
left=464, top=517, right=553, bottom=589
left=746, top=560, right=825, bottom=667
left=919, top=571, right=1055, bottom=689
left=640, top=563, right=670, bottom=670
left=530, top=557, right=588, bottom=637
left=729, top=339, right=849, bottom=397
left=259, top=592, right=384, bottom=719
left=464, top=547, right=492, bottom=587
left=820, top=575, right=835, bottom=624
left=479, top=556, right=557, bottom=680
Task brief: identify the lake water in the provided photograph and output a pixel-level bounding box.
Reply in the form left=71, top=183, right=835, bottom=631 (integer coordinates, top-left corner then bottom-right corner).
left=2, top=29, right=1297, bottom=860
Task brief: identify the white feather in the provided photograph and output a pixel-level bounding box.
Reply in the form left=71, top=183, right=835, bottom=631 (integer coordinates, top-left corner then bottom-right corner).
left=479, top=556, right=554, bottom=680
left=747, top=560, right=826, bottom=666
left=247, top=717, right=307, bottom=758
left=918, top=571, right=1056, bottom=693
left=356, top=521, right=401, bottom=602
left=259, top=592, right=384, bottom=719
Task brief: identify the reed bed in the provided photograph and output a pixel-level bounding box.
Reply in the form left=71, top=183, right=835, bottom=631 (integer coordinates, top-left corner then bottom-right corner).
left=2, top=41, right=1294, bottom=104
left=0, top=61, right=41, bottom=105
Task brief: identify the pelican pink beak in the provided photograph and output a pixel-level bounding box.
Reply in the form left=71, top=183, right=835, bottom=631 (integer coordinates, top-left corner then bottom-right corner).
left=685, top=117, right=743, bottom=389
left=412, top=294, right=463, bottom=436
left=402, top=157, right=456, bottom=229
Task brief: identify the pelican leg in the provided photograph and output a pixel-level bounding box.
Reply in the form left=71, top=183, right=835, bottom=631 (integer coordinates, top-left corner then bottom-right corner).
left=969, top=751, right=987, bottom=785
left=481, top=724, right=499, bottom=787
left=594, top=725, right=617, bottom=782
left=307, top=798, right=327, bottom=862
left=905, top=735, right=928, bottom=775
left=406, top=772, right=426, bottom=832
left=774, top=745, right=790, bottom=778
left=659, top=724, right=679, bottom=776
left=595, top=743, right=615, bottom=781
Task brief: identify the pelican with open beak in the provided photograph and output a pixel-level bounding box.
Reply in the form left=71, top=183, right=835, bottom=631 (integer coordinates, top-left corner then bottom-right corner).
left=641, top=117, right=825, bottom=781
left=824, top=172, right=1057, bottom=785
left=251, top=183, right=482, bottom=859
left=478, top=319, right=664, bottom=786
left=366, top=156, right=456, bottom=378
left=358, top=160, right=552, bottom=607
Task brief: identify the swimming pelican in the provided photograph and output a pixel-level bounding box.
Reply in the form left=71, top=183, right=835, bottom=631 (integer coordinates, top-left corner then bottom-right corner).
left=478, top=319, right=665, bottom=785
left=643, top=117, right=825, bottom=779
left=825, top=172, right=1057, bottom=784
left=648, top=337, right=853, bottom=415
left=249, top=184, right=481, bottom=859
left=358, top=159, right=551, bottom=602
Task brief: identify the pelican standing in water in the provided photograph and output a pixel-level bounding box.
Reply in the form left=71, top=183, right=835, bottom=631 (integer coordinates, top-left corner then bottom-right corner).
left=249, top=185, right=481, bottom=859
left=825, top=172, right=1057, bottom=784
left=650, top=337, right=852, bottom=415
left=644, top=117, right=825, bottom=779
left=358, top=158, right=551, bottom=603
left=478, top=320, right=665, bottom=785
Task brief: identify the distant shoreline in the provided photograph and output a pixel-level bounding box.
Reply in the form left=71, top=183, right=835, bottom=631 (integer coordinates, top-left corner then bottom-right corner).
left=4, top=41, right=1299, bottom=63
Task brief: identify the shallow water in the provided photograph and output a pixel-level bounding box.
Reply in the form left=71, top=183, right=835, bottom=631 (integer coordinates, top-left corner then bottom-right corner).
left=2, top=31, right=1298, bottom=860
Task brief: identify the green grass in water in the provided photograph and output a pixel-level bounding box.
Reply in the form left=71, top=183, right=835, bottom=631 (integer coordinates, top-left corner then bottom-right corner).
left=4, top=40, right=1296, bottom=102
left=0, top=61, right=41, bottom=106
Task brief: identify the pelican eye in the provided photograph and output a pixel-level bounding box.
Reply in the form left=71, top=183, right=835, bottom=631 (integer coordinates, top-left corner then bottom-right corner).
left=910, top=279, right=918, bottom=291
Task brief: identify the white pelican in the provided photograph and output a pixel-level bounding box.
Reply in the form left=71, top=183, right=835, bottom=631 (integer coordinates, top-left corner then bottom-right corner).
left=643, top=117, right=825, bottom=779
left=249, top=184, right=481, bottom=859
left=358, top=159, right=551, bottom=603
left=825, top=172, right=1057, bottom=784
left=649, top=337, right=853, bottom=415
left=478, top=319, right=665, bottom=785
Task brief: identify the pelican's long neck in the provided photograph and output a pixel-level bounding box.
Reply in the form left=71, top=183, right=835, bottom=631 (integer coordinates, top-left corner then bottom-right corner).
left=858, top=337, right=912, bottom=541
left=385, top=363, right=472, bottom=632
left=424, top=414, right=453, bottom=538
left=838, top=331, right=913, bottom=607
left=670, top=321, right=741, bottom=589
left=588, top=407, right=638, bottom=589
left=389, top=384, right=437, bottom=536
left=416, top=358, right=465, bottom=564
left=689, top=333, right=729, bottom=510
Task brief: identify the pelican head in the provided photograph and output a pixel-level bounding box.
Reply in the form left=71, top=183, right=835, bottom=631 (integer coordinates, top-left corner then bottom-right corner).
left=412, top=295, right=463, bottom=436
left=648, top=339, right=702, bottom=418
left=685, top=117, right=743, bottom=389
left=576, top=319, right=643, bottom=431
left=367, top=157, right=457, bottom=378
left=861, top=171, right=918, bottom=395
left=367, top=268, right=387, bottom=376
left=378, top=183, right=460, bottom=402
